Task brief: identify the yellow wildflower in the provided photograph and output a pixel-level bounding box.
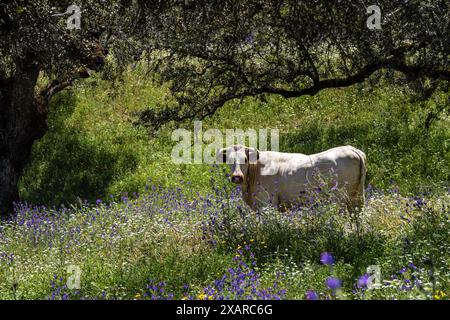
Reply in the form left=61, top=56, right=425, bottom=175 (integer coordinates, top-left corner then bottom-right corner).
left=433, top=291, right=447, bottom=300
left=198, top=293, right=206, bottom=300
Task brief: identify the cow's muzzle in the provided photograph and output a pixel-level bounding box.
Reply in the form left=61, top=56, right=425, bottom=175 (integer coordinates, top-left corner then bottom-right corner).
left=231, top=175, right=244, bottom=184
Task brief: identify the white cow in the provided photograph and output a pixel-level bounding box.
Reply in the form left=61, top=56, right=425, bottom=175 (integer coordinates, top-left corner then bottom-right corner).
left=216, top=145, right=366, bottom=212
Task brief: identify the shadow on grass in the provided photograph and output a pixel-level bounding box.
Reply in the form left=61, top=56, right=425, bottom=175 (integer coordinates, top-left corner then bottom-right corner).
left=19, top=90, right=139, bottom=206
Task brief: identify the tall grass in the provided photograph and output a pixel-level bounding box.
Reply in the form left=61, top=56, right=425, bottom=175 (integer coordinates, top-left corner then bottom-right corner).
left=1, top=173, right=449, bottom=299
left=3, top=67, right=448, bottom=300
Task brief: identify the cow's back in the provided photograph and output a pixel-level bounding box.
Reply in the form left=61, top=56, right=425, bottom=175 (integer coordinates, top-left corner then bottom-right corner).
left=309, top=145, right=363, bottom=190
left=251, top=146, right=365, bottom=211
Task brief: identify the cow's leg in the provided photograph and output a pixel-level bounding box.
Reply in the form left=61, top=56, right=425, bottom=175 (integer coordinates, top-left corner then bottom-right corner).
left=346, top=191, right=364, bottom=233
left=271, top=194, right=279, bottom=209
left=278, top=201, right=293, bottom=213
left=250, top=186, right=278, bottom=211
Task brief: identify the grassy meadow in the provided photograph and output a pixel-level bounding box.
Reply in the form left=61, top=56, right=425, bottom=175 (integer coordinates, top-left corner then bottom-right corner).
left=0, top=67, right=448, bottom=300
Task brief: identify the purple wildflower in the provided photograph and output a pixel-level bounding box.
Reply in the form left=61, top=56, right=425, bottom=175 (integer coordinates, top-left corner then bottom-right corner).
left=306, top=290, right=319, bottom=300
left=320, top=252, right=334, bottom=265
left=408, top=262, right=417, bottom=270
left=326, top=277, right=342, bottom=290
left=357, top=274, right=370, bottom=288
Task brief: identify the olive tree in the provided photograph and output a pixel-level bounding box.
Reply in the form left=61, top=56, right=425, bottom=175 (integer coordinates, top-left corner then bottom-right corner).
left=0, top=0, right=143, bottom=215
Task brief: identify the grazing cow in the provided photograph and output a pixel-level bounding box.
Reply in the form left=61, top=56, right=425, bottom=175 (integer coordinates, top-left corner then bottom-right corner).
left=216, top=145, right=366, bottom=212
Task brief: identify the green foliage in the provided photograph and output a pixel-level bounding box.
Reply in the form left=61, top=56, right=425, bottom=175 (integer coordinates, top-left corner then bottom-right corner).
left=20, top=70, right=449, bottom=205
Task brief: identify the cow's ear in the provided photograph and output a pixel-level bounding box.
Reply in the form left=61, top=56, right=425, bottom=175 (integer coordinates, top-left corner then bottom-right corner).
left=246, top=147, right=259, bottom=163
left=216, top=148, right=227, bottom=163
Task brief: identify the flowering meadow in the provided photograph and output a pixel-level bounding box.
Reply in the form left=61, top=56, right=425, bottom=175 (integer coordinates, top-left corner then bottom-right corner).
left=2, top=69, right=448, bottom=300
left=1, top=166, right=448, bottom=299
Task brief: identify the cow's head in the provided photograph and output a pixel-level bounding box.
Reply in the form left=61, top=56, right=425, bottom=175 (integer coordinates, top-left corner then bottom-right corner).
left=216, top=145, right=259, bottom=185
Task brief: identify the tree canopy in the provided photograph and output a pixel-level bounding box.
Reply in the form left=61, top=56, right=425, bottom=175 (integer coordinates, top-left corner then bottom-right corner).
left=138, top=0, right=449, bottom=127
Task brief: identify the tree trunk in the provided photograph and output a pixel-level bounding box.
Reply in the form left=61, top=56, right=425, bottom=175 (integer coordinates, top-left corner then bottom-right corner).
left=0, top=56, right=47, bottom=216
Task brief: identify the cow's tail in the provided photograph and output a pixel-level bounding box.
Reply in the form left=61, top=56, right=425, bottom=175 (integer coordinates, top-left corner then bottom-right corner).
left=352, top=147, right=367, bottom=205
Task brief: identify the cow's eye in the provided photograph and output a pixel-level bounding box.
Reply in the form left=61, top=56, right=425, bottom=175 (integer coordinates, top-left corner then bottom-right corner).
left=245, top=158, right=248, bottom=164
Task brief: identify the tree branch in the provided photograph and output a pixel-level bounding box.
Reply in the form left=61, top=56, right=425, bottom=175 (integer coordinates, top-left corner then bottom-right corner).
left=253, top=60, right=449, bottom=99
